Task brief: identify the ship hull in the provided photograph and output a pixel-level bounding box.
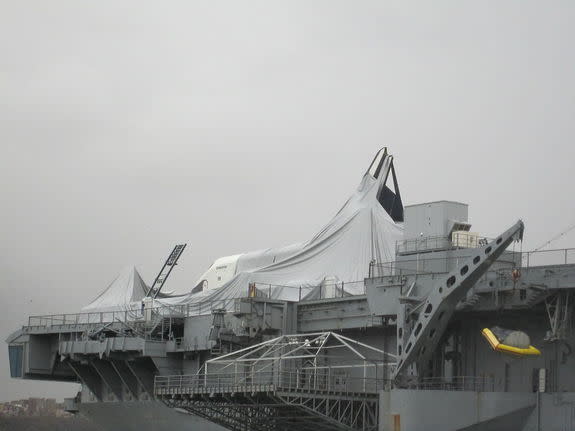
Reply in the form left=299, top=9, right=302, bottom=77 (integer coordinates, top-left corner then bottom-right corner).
left=76, top=392, right=575, bottom=431
left=78, top=400, right=226, bottom=431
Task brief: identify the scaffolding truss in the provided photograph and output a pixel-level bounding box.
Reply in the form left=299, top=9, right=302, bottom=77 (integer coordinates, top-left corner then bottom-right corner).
left=156, top=332, right=395, bottom=430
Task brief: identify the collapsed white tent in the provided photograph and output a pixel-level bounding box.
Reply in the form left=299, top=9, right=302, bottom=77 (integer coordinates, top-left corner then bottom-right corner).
left=82, top=266, right=148, bottom=313
left=157, top=148, right=404, bottom=309
left=83, top=148, right=404, bottom=315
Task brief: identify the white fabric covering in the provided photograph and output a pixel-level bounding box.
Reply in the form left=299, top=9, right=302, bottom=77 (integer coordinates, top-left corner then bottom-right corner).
left=83, top=153, right=404, bottom=315
left=82, top=266, right=148, bottom=313
left=158, top=165, right=403, bottom=310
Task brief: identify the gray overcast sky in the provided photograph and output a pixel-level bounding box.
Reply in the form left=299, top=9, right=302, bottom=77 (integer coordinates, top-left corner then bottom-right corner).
left=1, top=1, right=574, bottom=402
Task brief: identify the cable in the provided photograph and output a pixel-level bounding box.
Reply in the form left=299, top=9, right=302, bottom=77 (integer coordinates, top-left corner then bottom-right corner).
left=533, top=221, right=575, bottom=252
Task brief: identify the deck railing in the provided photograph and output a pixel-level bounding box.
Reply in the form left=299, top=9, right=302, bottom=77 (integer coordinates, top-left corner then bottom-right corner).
left=370, top=247, right=575, bottom=278
left=522, top=248, right=575, bottom=268
left=26, top=248, right=575, bottom=329
left=26, top=298, right=238, bottom=328
left=155, top=372, right=535, bottom=394
left=155, top=370, right=386, bottom=396
left=416, top=376, right=497, bottom=391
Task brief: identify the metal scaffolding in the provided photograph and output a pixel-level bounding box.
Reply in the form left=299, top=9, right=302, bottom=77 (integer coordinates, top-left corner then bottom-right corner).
left=155, top=332, right=395, bottom=430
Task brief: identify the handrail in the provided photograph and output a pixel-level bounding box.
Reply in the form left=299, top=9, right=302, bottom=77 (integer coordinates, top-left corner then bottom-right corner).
left=396, top=235, right=493, bottom=255
left=154, top=372, right=532, bottom=394
left=26, top=298, right=239, bottom=328
left=521, top=247, right=575, bottom=268
left=26, top=281, right=369, bottom=328
left=26, top=247, right=575, bottom=329
left=154, top=370, right=387, bottom=395
left=370, top=247, right=575, bottom=278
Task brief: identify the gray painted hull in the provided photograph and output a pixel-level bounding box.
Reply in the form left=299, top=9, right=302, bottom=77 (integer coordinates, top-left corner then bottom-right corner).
left=77, top=392, right=575, bottom=431
left=78, top=401, right=226, bottom=431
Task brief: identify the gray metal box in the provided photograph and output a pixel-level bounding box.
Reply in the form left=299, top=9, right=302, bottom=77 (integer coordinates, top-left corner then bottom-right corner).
left=404, top=201, right=468, bottom=240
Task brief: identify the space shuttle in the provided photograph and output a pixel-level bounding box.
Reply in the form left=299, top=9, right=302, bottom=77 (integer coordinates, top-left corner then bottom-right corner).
left=83, top=148, right=405, bottom=312
left=190, top=147, right=404, bottom=295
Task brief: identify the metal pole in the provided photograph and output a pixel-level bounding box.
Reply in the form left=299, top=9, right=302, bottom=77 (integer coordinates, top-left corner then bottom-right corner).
left=363, top=360, right=366, bottom=392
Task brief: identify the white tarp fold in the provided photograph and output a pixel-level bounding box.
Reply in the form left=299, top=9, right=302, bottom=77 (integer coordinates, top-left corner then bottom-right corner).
left=83, top=150, right=404, bottom=316
left=82, top=266, right=148, bottom=313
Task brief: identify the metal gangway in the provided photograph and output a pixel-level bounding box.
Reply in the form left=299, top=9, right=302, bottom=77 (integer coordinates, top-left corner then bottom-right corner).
left=155, top=332, right=396, bottom=431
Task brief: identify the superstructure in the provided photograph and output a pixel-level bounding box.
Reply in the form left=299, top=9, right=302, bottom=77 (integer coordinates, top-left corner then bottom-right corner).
left=7, top=148, right=575, bottom=431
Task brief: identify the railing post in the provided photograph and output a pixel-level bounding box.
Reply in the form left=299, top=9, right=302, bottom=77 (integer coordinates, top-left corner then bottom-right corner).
left=363, top=360, right=367, bottom=392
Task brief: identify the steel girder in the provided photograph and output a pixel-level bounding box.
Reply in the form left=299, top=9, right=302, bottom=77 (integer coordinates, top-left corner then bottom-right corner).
left=161, top=390, right=378, bottom=431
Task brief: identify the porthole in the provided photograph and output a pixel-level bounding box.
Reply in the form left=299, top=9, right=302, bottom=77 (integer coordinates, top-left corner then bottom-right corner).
left=398, top=328, right=403, bottom=338
left=425, top=304, right=433, bottom=314
left=406, top=342, right=412, bottom=353
left=460, top=265, right=469, bottom=276
left=485, top=246, right=492, bottom=254
left=447, top=276, right=456, bottom=288
left=473, top=256, right=480, bottom=264
left=398, top=345, right=402, bottom=355
left=496, top=237, right=502, bottom=245
left=415, top=323, right=422, bottom=336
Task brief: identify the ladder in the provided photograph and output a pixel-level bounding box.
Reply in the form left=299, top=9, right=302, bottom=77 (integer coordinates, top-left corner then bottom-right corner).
left=146, top=244, right=187, bottom=299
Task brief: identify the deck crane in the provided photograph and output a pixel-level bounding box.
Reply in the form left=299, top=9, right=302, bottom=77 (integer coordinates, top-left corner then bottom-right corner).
left=145, top=244, right=187, bottom=299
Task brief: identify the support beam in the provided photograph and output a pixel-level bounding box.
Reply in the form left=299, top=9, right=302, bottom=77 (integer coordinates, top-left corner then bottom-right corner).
left=67, top=362, right=103, bottom=402
left=110, top=359, right=140, bottom=398
left=126, top=358, right=156, bottom=398
left=91, top=359, right=123, bottom=401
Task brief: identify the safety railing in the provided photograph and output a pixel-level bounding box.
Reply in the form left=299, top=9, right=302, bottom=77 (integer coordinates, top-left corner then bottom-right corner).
left=28, top=310, right=138, bottom=327
left=370, top=248, right=575, bottom=279
left=369, top=253, right=508, bottom=278
left=26, top=298, right=238, bottom=328
left=252, top=280, right=367, bottom=301
left=396, top=236, right=452, bottom=255
left=521, top=248, right=575, bottom=268
left=155, top=370, right=387, bottom=396
left=29, top=248, right=575, bottom=329
left=415, top=376, right=497, bottom=392
left=396, top=235, right=492, bottom=255
left=155, top=372, right=531, bottom=394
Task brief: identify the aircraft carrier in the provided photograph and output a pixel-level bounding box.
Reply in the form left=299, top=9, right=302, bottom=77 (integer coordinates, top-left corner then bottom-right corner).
left=6, top=148, right=575, bottom=431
